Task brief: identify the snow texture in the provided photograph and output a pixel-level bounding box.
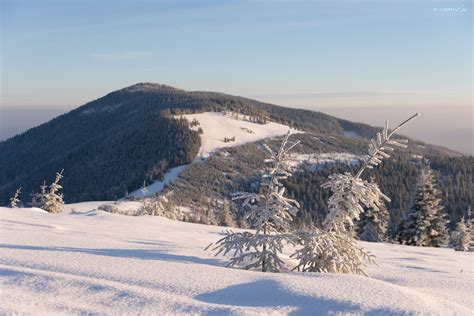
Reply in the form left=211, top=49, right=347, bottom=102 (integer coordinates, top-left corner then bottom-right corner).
left=1, top=207, right=472, bottom=315
left=125, top=112, right=300, bottom=199
left=287, top=153, right=361, bottom=169
left=127, top=165, right=188, bottom=199
left=181, top=112, right=300, bottom=157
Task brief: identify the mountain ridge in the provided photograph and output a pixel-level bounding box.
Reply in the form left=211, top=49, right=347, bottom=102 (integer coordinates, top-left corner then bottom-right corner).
left=0, top=83, right=470, bottom=228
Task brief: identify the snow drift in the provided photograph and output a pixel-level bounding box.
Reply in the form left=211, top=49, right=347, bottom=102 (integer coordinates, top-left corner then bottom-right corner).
left=1, top=207, right=472, bottom=315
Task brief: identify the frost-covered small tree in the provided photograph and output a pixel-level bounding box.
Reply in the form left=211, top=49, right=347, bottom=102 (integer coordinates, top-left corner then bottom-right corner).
left=357, top=197, right=389, bottom=242
left=9, top=187, right=22, bottom=208
left=450, top=216, right=471, bottom=252
left=208, top=131, right=300, bottom=272
left=292, top=114, right=419, bottom=275
left=398, top=166, right=449, bottom=247
left=41, top=170, right=65, bottom=213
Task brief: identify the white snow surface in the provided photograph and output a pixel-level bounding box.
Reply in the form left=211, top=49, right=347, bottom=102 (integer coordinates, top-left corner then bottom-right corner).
left=1, top=207, right=473, bottom=315
left=181, top=112, right=300, bottom=157
left=287, top=153, right=361, bottom=169
left=127, top=165, right=188, bottom=199
left=123, top=112, right=299, bottom=199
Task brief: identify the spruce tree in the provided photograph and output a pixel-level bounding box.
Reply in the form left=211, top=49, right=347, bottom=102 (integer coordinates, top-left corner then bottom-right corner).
left=468, top=207, right=474, bottom=252
left=9, top=187, right=22, bottom=208
left=357, top=198, right=389, bottom=242
left=398, top=166, right=449, bottom=247
left=208, top=132, right=300, bottom=272
left=41, top=170, right=65, bottom=214
left=450, top=216, right=471, bottom=252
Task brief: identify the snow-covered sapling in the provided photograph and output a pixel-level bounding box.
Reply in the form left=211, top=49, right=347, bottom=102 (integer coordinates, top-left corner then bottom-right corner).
left=208, top=131, right=300, bottom=272
left=41, top=170, right=65, bottom=213
left=9, top=187, right=22, bottom=208
left=450, top=216, right=471, bottom=252
left=292, top=113, right=419, bottom=275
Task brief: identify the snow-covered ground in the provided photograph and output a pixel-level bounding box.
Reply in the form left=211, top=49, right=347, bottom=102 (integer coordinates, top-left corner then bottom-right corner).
left=182, top=112, right=300, bottom=157
left=127, top=165, right=189, bottom=199
left=1, top=207, right=472, bottom=315
left=287, top=153, right=361, bottom=169
left=126, top=112, right=300, bottom=198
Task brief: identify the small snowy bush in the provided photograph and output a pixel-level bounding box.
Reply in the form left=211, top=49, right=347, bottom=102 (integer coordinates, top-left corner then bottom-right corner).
left=34, top=170, right=65, bottom=213
left=208, top=131, right=300, bottom=272
left=292, top=227, right=375, bottom=275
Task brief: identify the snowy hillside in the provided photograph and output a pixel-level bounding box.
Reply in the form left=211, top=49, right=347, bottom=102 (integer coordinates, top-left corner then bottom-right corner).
left=127, top=165, right=188, bottom=199
left=182, top=112, right=300, bottom=157
left=125, top=112, right=300, bottom=198
left=1, top=207, right=472, bottom=315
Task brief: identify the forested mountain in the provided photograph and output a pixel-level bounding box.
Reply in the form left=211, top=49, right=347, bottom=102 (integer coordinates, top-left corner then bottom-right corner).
left=156, top=133, right=472, bottom=232
left=0, top=83, right=470, bottom=229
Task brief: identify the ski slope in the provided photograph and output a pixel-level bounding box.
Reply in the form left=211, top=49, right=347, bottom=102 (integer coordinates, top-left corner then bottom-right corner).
left=182, top=112, right=300, bottom=157
left=1, top=207, right=472, bottom=315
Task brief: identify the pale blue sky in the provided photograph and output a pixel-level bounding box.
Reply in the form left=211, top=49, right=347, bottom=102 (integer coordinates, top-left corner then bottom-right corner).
left=1, top=0, right=471, bottom=107
left=0, top=1, right=472, bottom=153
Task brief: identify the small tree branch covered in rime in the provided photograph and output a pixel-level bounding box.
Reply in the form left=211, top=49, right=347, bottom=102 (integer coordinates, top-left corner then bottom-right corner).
left=293, top=114, right=419, bottom=275
left=208, top=131, right=300, bottom=272
left=9, top=187, right=22, bottom=208
left=323, top=113, right=420, bottom=233
left=355, top=113, right=420, bottom=179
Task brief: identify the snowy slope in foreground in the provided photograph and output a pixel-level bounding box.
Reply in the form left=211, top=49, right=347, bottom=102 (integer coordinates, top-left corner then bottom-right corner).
left=1, top=208, right=473, bottom=315
left=182, top=112, right=300, bottom=157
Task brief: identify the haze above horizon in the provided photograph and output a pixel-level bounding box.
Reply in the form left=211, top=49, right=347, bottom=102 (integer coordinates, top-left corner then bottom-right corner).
left=0, top=1, right=472, bottom=153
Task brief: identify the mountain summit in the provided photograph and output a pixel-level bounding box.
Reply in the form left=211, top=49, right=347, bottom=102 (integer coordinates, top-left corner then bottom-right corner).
left=0, top=84, right=470, bottom=228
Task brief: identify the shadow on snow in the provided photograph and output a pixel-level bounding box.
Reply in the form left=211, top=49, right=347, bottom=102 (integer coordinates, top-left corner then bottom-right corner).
left=195, top=279, right=405, bottom=315
left=0, top=244, right=221, bottom=266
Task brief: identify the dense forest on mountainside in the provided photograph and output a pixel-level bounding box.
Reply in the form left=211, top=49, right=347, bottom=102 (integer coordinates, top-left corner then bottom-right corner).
left=157, top=133, right=473, bottom=232
left=0, top=83, right=466, bottom=212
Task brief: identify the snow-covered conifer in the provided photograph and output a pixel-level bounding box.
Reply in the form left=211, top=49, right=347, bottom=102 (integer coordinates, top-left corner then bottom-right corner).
left=292, top=113, right=419, bottom=275
left=41, top=170, right=65, bottom=213
left=357, top=197, right=389, bottom=242
left=220, top=202, right=236, bottom=227
left=398, top=166, right=449, bottom=247
left=450, top=216, right=471, bottom=252
left=467, top=207, right=474, bottom=252
left=9, top=187, right=22, bottom=208
left=292, top=226, right=375, bottom=275
left=30, top=181, right=47, bottom=208
left=209, top=131, right=300, bottom=272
